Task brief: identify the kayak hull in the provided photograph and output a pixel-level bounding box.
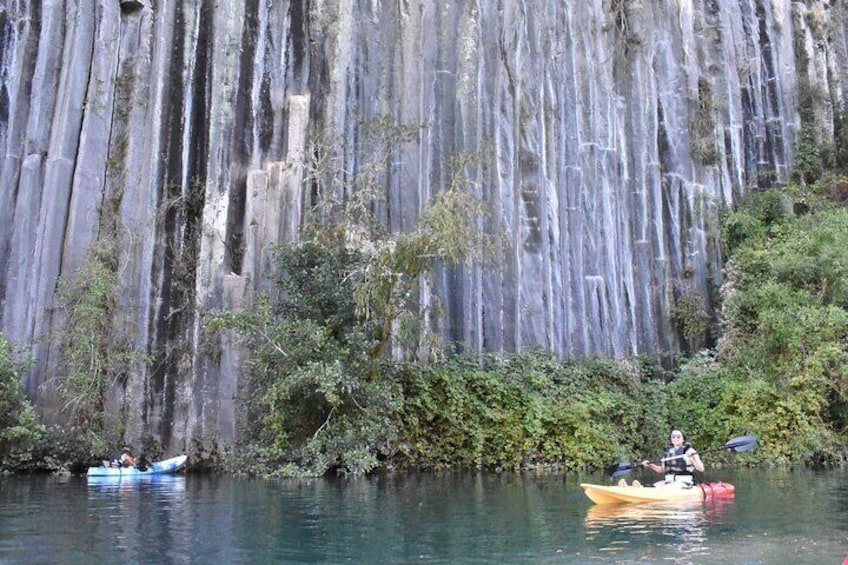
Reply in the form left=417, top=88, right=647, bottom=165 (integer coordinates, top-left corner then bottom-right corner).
left=86, top=455, right=187, bottom=477
left=580, top=481, right=734, bottom=504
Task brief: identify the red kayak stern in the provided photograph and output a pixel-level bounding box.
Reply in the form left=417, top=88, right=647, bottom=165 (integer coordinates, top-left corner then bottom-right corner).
left=699, top=481, right=735, bottom=499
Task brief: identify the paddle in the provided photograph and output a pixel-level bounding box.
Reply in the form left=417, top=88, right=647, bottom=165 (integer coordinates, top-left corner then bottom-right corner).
left=608, top=434, right=757, bottom=479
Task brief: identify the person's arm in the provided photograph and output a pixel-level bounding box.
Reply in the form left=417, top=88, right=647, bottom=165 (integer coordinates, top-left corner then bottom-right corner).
left=686, top=448, right=705, bottom=472
left=642, top=460, right=663, bottom=474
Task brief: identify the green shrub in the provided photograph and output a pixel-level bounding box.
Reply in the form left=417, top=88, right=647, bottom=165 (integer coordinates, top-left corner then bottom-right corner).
left=673, top=286, right=710, bottom=350
left=711, top=187, right=848, bottom=464
left=793, top=125, right=823, bottom=185
left=0, top=336, right=48, bottom=473
left=394, top=353, right=669, bottom=471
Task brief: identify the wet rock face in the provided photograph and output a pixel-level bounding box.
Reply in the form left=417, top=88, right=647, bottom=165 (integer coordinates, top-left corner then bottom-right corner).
left=0, top=1, right=846, bottom=450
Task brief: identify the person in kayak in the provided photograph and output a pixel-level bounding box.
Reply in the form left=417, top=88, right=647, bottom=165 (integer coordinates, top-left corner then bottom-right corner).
left=642, top=429, right=704, bottom=485
left=118, top=448, right=137, bottom=467
left=102, top=448, right=138, bottom=468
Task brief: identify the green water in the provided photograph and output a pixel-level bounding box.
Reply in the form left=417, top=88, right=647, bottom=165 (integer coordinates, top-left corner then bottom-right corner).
left=1, top=468, right=846, bottom=563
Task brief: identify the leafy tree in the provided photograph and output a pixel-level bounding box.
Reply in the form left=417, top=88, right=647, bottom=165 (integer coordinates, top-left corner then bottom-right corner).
left=351, top=187, right=496, bottom=364
left=212, top=119, right=500, bottom=476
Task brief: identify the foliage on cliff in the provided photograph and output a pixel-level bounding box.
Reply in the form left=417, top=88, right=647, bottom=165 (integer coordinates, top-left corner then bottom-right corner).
left=53, top=243, right=149, bottom=460
left=678, top=176, right=848, bottom=464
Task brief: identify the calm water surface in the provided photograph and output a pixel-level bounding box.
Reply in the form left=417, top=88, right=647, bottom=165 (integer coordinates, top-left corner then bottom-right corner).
left=1, top=468, right=846, bottom=564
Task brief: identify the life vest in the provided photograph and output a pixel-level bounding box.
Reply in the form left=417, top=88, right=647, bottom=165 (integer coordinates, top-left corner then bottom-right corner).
left=664, top=442, right=694, bottom=475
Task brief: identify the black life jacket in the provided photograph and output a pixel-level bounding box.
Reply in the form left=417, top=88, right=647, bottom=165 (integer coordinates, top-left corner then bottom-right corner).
left=663, top=442, right=694, bottom=475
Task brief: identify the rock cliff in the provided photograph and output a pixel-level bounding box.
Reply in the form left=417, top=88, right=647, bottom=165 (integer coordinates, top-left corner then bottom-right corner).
left=1, top=0, right=846, bottom=452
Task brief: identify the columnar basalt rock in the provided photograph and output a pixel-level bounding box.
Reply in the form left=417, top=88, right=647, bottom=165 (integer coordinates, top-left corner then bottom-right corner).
left=0, top=1, right=845, bottom=452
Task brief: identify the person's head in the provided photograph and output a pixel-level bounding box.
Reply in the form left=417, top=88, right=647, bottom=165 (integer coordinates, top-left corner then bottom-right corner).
left=669, top=429, right=685, bottom=446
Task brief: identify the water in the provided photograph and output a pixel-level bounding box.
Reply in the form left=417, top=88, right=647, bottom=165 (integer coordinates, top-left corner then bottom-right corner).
left=1, top=468, right=846, bottom=564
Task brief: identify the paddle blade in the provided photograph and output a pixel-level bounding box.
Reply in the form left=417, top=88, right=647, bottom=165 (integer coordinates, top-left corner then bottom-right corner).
left=606, top=461, right=628, bottom=476
left=608, top=461, right=640, bottom=479
left=723, top=434, right=757, bottom=453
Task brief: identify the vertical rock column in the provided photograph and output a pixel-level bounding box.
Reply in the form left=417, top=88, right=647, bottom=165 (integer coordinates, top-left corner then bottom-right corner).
left=243, top=95, right=310, bottom=295
left=181, top=95, right=310, bottom=451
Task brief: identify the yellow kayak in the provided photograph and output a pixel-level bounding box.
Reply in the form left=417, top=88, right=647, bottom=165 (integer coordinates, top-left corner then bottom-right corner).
left=580, top=481, right=734, bottom=504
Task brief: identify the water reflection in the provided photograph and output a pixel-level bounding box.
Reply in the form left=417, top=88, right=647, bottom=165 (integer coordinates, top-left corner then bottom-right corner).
left=86, top=473, right=187, bottom=491
left=584, top=498, right=735, bottom=564
left=83, top=475, right=188, bottom=563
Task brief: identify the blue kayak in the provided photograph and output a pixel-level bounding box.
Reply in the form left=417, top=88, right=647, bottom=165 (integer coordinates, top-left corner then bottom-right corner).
left=86, top=455, right=187, bottom=477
